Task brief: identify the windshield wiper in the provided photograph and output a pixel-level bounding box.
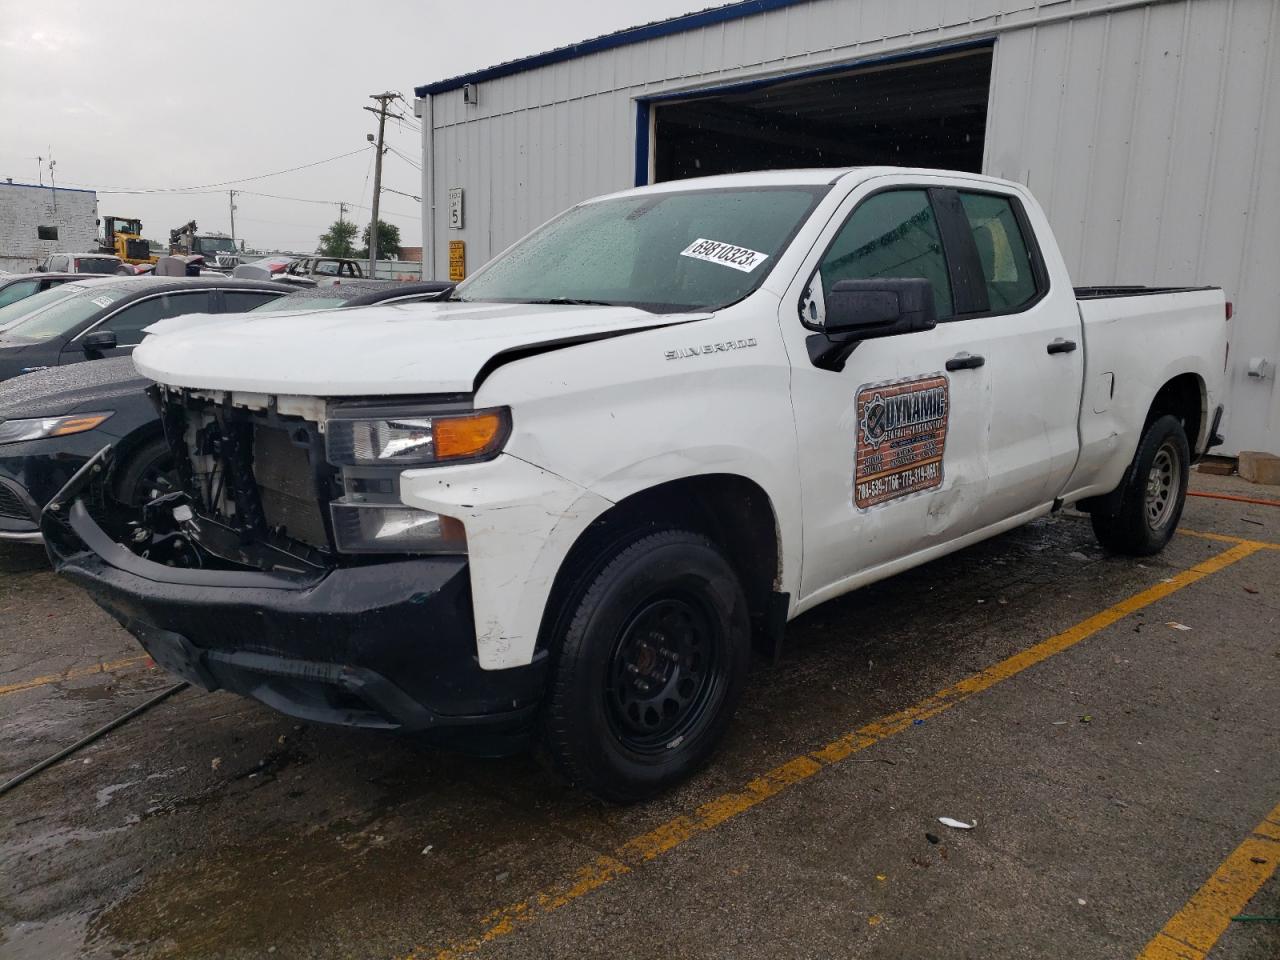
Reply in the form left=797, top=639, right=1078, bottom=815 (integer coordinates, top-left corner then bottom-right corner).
left=522, top=297, right=616, bottom=307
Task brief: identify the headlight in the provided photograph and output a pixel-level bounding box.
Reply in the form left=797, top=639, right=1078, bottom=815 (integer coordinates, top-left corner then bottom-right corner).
left=0, top=412, right=114, bottom=446
left=330, top=503, right=467, bottom=554
left=325, top=407, right=510, bottom=466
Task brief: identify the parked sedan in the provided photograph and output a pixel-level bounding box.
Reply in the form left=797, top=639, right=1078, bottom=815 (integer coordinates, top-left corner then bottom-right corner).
left=0, top=280, right=453, bottom=543
left=0, top=276, right=291, bottom=383
left=0, top=273, right=79, bottom=310
left=36, top=253, right=124, bottom=275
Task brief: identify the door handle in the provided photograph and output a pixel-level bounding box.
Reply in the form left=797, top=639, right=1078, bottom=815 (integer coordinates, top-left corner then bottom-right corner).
left=1047, top=338, right=1078, bottom=355
left=945, top=352, right=985, bottom=371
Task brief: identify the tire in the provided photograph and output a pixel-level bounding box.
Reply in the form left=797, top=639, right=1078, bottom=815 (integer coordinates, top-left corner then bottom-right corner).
left=111, top=436, right=177, bottom=507
left=543, top=528, right=751, bottom=803
left=1090, top=414, right=1190, bottom=556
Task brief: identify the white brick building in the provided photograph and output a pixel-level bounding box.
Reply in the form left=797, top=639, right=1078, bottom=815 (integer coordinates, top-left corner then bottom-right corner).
left=0, top=180, right=99, bottom=273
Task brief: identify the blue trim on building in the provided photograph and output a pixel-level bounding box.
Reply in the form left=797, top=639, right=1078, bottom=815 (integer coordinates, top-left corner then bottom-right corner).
left=415, top=0, right=812, bottom=97
left=633, top=101, right=651, bottom=188
left=631, top=37, right=995, bottom=187
left=0, top=180, right=96, bottom=195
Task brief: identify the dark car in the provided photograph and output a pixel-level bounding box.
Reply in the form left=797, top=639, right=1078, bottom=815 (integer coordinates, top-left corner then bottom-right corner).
left=0, top=280, right=453, bottom=544
left=0, top=273, right=79, bottom=312
left=0, top=276, right=292, bottom=384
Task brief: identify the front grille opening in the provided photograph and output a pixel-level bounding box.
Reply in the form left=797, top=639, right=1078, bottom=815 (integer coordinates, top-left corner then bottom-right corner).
left=253, top=425, right=330, bottom=550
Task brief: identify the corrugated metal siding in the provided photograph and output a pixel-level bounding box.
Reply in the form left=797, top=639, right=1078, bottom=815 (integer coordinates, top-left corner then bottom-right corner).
left=986, top=0, right=1279, bottom=452
left=424, top=0, right=1278, bottom=452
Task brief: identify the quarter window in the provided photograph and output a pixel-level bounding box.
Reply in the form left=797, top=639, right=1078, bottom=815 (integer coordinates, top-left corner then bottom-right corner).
left=957, top=192, right=1039, bottom=312
left=812, top=189, right=954, bottom=321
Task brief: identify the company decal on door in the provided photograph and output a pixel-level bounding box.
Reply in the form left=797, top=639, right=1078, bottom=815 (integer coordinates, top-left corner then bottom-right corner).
left=853, top=374, right=950, bottom=508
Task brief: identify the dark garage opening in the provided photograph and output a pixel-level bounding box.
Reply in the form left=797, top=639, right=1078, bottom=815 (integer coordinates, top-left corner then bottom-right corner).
left=652, top=47, right=993, bottom=182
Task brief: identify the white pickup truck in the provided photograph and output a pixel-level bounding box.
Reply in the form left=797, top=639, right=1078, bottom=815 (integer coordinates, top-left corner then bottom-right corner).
left=45, top=167, right=1229, bottom=802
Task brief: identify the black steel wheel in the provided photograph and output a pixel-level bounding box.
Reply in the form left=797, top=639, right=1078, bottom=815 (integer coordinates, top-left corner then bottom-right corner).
left=543, top=528, right=750, bottom=803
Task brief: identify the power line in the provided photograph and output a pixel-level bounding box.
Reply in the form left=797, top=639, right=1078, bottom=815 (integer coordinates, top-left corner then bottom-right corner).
left=62, top=147, right=372, bottom=195
left=386, top=145, right=422, bottom=171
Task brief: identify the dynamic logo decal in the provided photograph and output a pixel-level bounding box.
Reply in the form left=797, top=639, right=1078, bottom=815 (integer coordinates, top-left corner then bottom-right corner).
left=854, top=374, right=949, bottom=508
left=665, top=338, right=757, bottom=360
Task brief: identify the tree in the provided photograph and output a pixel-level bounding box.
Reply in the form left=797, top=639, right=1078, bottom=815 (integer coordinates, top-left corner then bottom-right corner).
left=318, top=219, right=358, bottom=257
left=359, top=220, right=401, bottom=260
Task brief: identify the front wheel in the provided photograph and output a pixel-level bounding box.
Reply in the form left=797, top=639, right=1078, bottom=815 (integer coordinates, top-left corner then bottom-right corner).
left=1090, top=414, right=1190, bottom=556
left=542, top=529, right=751, bottom=803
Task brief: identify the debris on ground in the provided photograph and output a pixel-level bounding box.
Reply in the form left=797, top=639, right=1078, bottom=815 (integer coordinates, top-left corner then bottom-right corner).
left=938, top=817, right=976, bottom=830
left=1244, top=586, right=1260, bottom=594
left=1165, top=622, right=1192, bottom=631
left=925, top=833, right=940, bottom=845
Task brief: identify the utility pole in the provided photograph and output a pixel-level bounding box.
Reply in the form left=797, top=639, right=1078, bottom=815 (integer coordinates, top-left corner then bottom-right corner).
left=228, top=190, right=237, bottom=246
left=364, top=92, right=403, bottom=278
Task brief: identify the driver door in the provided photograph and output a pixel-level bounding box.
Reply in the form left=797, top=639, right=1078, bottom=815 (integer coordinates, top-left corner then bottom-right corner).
left=780, top=182, right=1015, bottom=607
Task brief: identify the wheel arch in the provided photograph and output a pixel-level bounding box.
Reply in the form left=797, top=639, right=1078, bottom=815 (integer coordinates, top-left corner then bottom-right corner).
left=536, top=473, right=785, bottom=656
left=1147, top=371, right=1206, bottom=456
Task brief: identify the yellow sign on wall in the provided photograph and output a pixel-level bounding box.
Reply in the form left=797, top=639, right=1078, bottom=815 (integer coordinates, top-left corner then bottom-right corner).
left=448, top=240, right=466, bottom=282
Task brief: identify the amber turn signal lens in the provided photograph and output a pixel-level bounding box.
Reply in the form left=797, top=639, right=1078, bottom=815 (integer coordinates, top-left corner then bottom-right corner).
left=434, top=411, right=507, bottom=460
left=49, top=413, right=114, bottom=437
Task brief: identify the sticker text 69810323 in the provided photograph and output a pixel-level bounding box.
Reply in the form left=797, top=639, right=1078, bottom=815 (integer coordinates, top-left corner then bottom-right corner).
left=854, top=374, right=950, bottom=509
left=679, top=238, right=770, bottom=273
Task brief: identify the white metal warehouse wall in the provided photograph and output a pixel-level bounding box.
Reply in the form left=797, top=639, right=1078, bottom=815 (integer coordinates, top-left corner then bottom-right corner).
left=418, top=0, right=1279, bottom=453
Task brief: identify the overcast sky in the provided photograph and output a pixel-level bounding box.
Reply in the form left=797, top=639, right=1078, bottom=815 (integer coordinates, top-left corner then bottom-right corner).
left=0, top=0, right=721, bottom=253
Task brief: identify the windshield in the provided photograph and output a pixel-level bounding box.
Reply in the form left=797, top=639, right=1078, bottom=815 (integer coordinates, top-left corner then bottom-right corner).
left=0, top=284, right=80, bottom=332
left=455, top=186, right=828, bottom=313
left=2, top=286, right=125, bottom=342
left=197, top=236, right=238, bottom=255
left=251, top=296, right=345, bottom=312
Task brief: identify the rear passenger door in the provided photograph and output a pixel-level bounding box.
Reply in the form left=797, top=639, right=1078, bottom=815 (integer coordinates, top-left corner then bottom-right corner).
left=952, top=189, right=1083, bottom=502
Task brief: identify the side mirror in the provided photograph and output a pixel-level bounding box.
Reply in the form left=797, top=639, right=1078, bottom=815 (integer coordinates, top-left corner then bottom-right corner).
left=808, top=278, right=938, bottom=372
left=82, top=330, right=118, bottom=355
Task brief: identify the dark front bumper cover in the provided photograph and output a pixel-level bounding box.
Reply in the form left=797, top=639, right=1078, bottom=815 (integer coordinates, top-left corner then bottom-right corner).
left=42, top=451, right=546, bottom=738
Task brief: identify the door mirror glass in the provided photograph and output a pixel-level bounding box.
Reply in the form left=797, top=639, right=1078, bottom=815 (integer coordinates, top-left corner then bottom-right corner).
left=825, top=278, right=937, bottom=341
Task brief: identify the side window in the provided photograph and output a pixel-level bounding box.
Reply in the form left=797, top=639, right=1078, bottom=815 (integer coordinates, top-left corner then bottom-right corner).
left=315, top=260, right=338, bottom=276
left=809, top=189, right=954, bottom=322
left=221, top=290, right=282, bottom=313
left=100, top=291, right=218, bottom=345
left=0, top=280, right=38, bottom=308
left=958, top=192, right=1039, bottom=312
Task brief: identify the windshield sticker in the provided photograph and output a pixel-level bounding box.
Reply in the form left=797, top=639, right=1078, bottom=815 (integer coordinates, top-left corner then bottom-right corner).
left=90, top=295, right=116, bottom=308
left=679, top=238, right=770, bottom=273
left=854, top=374, right=949, bottom=509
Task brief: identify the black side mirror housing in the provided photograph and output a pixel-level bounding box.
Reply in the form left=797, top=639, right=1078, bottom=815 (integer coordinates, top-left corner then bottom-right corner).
left=81, top=330, right=118, bottom=355
left=808, top=278, right=938, bottom=372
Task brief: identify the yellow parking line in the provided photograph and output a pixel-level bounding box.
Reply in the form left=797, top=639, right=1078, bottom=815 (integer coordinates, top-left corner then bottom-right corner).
left=404, top=540, right=1264, bottom=960
left=0, top=655, right=153, bottom=698
left=1180, top=528, right=1280, bottom=550
left=1137, top=800, right=1280, bottom=959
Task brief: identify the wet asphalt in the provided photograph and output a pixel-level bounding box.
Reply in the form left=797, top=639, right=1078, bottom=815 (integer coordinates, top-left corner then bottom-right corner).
left=1, top=470, right=1277, bottom=959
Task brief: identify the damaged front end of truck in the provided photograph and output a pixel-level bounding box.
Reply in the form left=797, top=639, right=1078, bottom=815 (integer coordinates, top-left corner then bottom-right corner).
left=40, top=385, right=545, bottom=751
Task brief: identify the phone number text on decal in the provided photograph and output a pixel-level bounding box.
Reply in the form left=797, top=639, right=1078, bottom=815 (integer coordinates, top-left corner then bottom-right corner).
left=855, top=461, right=941, bottom=503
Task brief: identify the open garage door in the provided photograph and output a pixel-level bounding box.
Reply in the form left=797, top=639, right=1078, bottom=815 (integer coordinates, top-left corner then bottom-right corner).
left=651, top=46, right=993, bottom=182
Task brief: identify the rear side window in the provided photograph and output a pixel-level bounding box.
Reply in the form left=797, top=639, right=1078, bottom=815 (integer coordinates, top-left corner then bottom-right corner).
left=958, top=193, right=1039, bottom=312
left=221, top=290, right=282, bottom=313
left=816, top=189, right=954, bottom=318
left=76, top=257, right=121, bottom=275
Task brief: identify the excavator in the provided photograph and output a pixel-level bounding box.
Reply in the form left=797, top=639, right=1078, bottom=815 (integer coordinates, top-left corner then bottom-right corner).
left=98, top=215, right=157, bottom=265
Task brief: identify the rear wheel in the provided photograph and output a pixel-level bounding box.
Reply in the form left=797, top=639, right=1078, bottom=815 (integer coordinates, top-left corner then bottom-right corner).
left=1090, top=414, right=1189, bottom=556
left=542, top=528, right=750, bottom=803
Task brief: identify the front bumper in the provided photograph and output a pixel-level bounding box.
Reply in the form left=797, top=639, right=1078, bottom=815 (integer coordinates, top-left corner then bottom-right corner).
left=42, top=453, right=547, bottom=741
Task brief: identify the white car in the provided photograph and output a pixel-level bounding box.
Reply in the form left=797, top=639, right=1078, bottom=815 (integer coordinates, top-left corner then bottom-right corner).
left=46, top=167, right=1228, bottom=801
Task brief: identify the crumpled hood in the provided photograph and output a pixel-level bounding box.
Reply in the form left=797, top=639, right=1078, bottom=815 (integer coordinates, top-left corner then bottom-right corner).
left=133, top=300, right=706, bottom=395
